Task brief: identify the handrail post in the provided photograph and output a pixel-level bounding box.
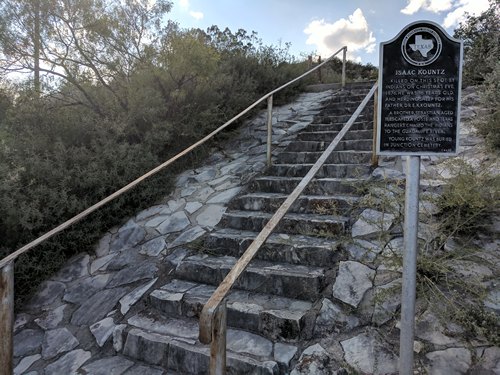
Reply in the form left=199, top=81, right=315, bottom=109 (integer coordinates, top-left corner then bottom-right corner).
left=342, top=47, right=347, bottom=89
left=0, top=262, right=14, bottom=375
left=210, top=301, right=227, bottom=375
left=372, top=87, right=379, bottom=167
left=266, top=95, right=273, bottom=167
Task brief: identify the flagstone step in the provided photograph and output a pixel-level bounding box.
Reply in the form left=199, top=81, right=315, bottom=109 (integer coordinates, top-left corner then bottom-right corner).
left=276, top=150, right=372, bottom=164
left=284, top=139, right=372, bottom=152
left=229, top=191, right=359, bottom=214
left=123, top=313, right=294, bottom=374
left=267, top=163, right=371, bottom=179
left=251, top=176, right=365, bottom=195
left=204, top=228, right=343, bottom=267
left=175, top=254, right=329, bottom=301
left=149, top=279, right=315, bottom=341
left=297, top=129, right=373, bottom=142
left=307, top=121, right=373, bottom=132
left=221, top=209, right=349, bottom=236
left=312, top=113, right=370, bottom=124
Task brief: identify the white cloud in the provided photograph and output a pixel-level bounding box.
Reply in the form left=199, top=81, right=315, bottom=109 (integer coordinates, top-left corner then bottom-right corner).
left=178, top=0, right=189, bottom=10
left=443, top=0, right=490, bottom=28
left=189, top=11, right=204, bottom=20
left=304, top=9, right=376, bottom=61
left=401, top=0, right=453, bottom=14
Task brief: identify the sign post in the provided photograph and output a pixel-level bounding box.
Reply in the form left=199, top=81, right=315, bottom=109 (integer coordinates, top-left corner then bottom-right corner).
left=377, top=21, right=462, bottom=374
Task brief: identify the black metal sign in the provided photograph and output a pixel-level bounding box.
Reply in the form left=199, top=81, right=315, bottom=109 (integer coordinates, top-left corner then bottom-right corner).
left=377, top=21, right=463, bottom=155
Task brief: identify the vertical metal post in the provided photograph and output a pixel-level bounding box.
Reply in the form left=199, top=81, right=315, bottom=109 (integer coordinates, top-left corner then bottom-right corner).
left=371, top=88, right=379, bottom=168
left=209, top=301, right=227, bottom=375
left=399, top=156, right=420, bottom=375
left=266, top=95, right=273, bottom=167
left=0, top=262, right=14, bottom=375
left=317, top=56, right=322, bottom=83
left=341, top=47, right=347, bottom=89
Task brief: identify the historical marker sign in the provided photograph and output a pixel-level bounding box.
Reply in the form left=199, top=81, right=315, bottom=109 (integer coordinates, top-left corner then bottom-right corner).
left=377, top=21, right=463, bottom=155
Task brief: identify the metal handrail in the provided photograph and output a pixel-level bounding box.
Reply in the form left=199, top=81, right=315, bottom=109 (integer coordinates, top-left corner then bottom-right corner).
left=0, top=46, right=348, bottom=375
left=199, top=82, right=378, bottom=374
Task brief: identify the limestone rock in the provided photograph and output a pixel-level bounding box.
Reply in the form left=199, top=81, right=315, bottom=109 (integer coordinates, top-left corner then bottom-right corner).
left=107, top=261, right=158, bottom=288
left=35, top=304, right=67, bottom=330
left=90, top=317, right=116, bottom=347
left=196, top=205, right=227, bottom=228
left=27, top=280, right=66, bottom=309
left=13, top=354, right=40, bottom=375
left=14, top=329, right=44, bottom=357
left=42, top=328, right=79, bottom=360
left=110, top=226, right=146, bottom=252
left=44, top=349, right=91, bottom=375
left=167, top=226, right=206, bottom=249
left=53, top=253, right=90, bottom=282
left=352, top=209, right=395, bottom=239
left=426, top=347, right=471, bottom=375
left=372, top=279, right=402, bottom=325
left=315, top=298, right=360, bottom=334
left=157, top=211, right=190, bottom=234
left=332, top=261, right=375, bottom=307
left=139, top=237, right=166, bottom=257
left=341, top=331, right=398, bottom=375
left=81, top=356, right=134, bottom=375
left=71, top=287, right=129, bottom=326
left=290, top=344, right=332, bottom=375
left=119, top=278, right=158, bottom=315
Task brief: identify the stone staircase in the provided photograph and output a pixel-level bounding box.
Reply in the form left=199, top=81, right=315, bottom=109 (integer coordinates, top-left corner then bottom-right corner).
left=121, top=82, right=376, bottom=374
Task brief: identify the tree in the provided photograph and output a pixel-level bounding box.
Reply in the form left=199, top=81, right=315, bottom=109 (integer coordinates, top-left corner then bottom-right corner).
left=454, top=0, right=499, bottom=84
left=0, top=0, right=172, bottom=115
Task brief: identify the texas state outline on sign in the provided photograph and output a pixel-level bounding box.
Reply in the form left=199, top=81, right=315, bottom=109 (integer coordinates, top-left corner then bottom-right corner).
left=409, top=35, right=434, bottom=57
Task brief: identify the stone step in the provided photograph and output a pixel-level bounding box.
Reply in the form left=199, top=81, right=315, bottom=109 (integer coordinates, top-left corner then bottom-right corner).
left=284, top=139, right=372, bottom=152
left=307, top=121, right=373, bottom=132
left=297, top=129, right=373, bottom=142
left=327, top=94, right=368, bottom=104
left=123, top=313, right=295, bottom=374
left=267, top=163, right=370, bottom=178
left=251, top=176, right=365, bottom=195
left=276, top=150, right=372, bottom=164
left=221, top=209, right=349, bottom=236
left=313, top=113, right=370, bottom=124
left=175, top=254, right=328, bottom=301
left=204, top=228, right=343, bottom=267
left=149, top=279, right=315, bottom=341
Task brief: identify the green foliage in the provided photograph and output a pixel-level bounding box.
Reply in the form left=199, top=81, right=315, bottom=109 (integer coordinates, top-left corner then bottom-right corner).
left=454, top=0, right=500, bottom=85
left=436, top=159, right=500, bottom=238
left=475, top=61, right=500, bottom=151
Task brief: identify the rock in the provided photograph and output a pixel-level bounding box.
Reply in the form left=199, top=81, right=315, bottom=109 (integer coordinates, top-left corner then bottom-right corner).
left=110, top=226, right=146, bottom=252
left=81, top=356, right=135, bottom=375
left=119, top=278, right=158, bottom=315
left=352, top=209, right=395, bottom=239
left=192, top=186, right=215, bottom=201
left=35, top=304, right=67, bottom=330
left=372, top=167, right=405, bottom=181
left=122, top=365, right=164, bottom=375
left=290, top=344, right=332, bottom=375
left=414, top=309, right=458, bottom=346
left=274, top=343, right=298, bottom=368
left=372, top=279, right=402, bottom=325
left=341, top=331, right=398, bottom=375
left=226, top=329, right=273, bottom=357
left=185, top=201, right=203, bottom=214
left=63, top=274, right=111, bottom=304
left=107, top=261, right=158, bottom=288
left=71, top=287, right=129, bottom=326
left=157, top=211, right=191, bottom=235
left=90, top=253, right=117, bottom=274
left=165, top=247, right=189, bottom=267
left=14, top=329, right=44, bottom=357
left=194, top=168, right=217, bottom=183
left=206, top=187, right=242, bottom=204
left=167, top=226, right=206, bottom=249
left=346, top=239, right=383, bottom=262
left=13, top=354, right=40, bottom=375
left=44, top=349, right=91, bottom=375
left=95, top=233, right=112, bottom=257
left=42, top=328, right=79, bottom=360
left=332, top=261, right=375, bottom=307
left=426, top=347, right=471, bottom=374
left=140, top=237, right=166, bottom=257
left=113, top=324, right=127, bottom=352
left=181, top=186, right=197, bottom=198
left=27, top=280, right=65, bottom=309
left=105, top=248, right=144, bottom=271
left=484, top=288, right=500, bottom=311
left=474, top=346, right=500, bottom=373
left=447, top=260, right=493, bottom=281
left=144, top=214, right=171, bottom=228
left=315, top=298, right=360, bottom=334
left=136, top=205, right=168, bottom=221
left=14, top=313, right=32, bottom=333
left=90, top=317, right=116, bottom=347
left=196, top=205, right=227, bottom=228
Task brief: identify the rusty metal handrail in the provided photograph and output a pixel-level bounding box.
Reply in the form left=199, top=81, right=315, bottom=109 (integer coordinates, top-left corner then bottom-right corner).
left=0, top=46, right=348, bottom=375
left=199, top=83, right=378, bottom=372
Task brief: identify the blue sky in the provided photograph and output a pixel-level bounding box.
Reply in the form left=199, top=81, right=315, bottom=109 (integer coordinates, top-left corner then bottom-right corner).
left=166, top=0, right=490, bottom=66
